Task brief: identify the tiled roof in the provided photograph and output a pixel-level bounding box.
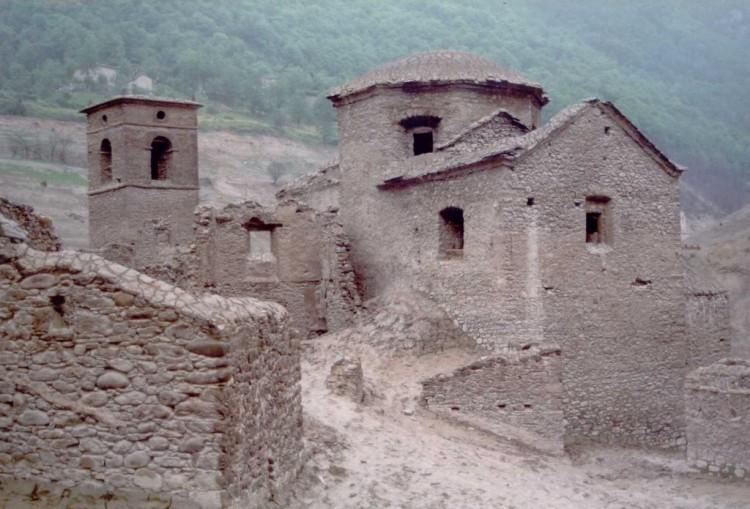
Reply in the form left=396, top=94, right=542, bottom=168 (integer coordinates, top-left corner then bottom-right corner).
left=380, top=99, right=683, bottom=188
left=328, top=50, right=545, bottom=101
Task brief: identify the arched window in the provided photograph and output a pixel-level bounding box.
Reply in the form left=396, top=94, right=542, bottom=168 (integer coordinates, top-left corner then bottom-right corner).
left=150, top=136, right=172, bottom=180
left=439, top=207, right=464, bottom=259
left=99, top=139, right=112, bottom=183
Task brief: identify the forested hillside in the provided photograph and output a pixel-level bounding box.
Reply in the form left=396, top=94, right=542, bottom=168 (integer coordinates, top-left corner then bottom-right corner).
left=1, top=0, right=748, bottom=209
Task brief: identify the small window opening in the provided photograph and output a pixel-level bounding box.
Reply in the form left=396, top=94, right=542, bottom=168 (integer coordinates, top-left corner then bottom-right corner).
left=156, top=110, right=166, bottom=120
left=450, top=406, right=460, bottom=411
left=527, top=197, right=535, bottom=207
left=243, top=219, right=276, bottom=263
left=400, top=115, right=440, bottom=157
left=99, top=139, right=113, bottom=184
left=413, top=131, right=433, bottom=155
left=497, top=404, right=507, bottom=409
left=524, top=404, right=533, bottom=410
left=248, top=229, right=274, bottom=261
left=101, top=114, right=108, bottom=124
left=150, top=136, right=172, bottom=180
left=604, top=126, right=611, bottom=135
left=585, top=196, right=611, bottom=244
left=586, top=212, right=602, bottom=243
left=439, top=207, right=464, bottom=259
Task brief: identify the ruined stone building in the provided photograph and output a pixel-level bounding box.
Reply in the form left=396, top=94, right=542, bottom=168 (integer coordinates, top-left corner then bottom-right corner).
left=1, top=49, right=745, bottom=507
left=76, top=51, right=742, bottom=457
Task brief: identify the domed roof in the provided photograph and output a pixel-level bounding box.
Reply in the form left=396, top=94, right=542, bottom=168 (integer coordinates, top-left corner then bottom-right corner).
left=328, top=50, right=544, bottom=101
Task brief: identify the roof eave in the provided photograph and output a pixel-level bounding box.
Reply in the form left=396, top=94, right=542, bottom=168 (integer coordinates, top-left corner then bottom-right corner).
left=80, top=96, right=203, bottom=115
left=328, top=79, right=547, bottom=106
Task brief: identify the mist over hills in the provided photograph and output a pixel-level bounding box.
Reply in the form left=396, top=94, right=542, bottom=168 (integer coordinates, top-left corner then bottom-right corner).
left=0, top=0, right=749, bottom=213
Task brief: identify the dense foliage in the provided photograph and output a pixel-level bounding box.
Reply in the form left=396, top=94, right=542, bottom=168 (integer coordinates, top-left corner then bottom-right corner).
left=1, top=0, right=748, bottom=206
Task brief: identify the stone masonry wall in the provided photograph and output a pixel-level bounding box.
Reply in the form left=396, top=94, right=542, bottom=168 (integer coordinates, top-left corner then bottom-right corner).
left=189, top=201, right=361, bottom=338
left=686, top=291, right=732, bottom=369
left=686, top=358, right=750, bottom=479
left=0, top=239, right=303, bottom=507
left=336, top=98, right=688, bottom=448
left=421, top=345, right=564, bottom=453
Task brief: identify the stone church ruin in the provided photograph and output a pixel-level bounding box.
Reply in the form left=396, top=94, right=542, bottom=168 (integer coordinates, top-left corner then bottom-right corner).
left=1, top=49, right=748, bottom=507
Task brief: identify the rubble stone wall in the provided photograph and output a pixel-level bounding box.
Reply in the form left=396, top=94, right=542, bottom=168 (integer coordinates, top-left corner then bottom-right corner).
left=686, top=358, right=750, bottom=479
left=190, top=202, right=360, bottom=338
left=0, top=241, right=303, bottom=507
left=686, top=291, right=732, bottom=368
left=89, top=186, right=198, bottom=267
left=421, top=345, right=564, bottom=452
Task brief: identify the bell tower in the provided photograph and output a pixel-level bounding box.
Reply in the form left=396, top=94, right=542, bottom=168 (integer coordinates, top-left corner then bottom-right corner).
left=81, top=96, right=201, bottom=266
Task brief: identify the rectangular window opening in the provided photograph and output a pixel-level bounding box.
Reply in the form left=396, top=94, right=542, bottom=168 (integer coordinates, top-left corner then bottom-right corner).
left=586, top=212, right=602, bottom=243
left=413, top=131, right=434, bottom=155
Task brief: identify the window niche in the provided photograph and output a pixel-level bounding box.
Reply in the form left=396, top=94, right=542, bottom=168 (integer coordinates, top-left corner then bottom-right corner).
left=150, top=136, right=172, bottom=180
left=243, top=218, right=277, bottom=280
left=439, top=206, right=464, bottom=259
left=400, top=115, right=441, bottom=156
left=585, top=196, right=611, bottom=245
left=99, top=139, right=113, bottom=184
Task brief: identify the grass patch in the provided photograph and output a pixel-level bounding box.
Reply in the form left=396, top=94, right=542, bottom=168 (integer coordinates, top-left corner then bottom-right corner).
left=0, top=160, right=86, bottom=186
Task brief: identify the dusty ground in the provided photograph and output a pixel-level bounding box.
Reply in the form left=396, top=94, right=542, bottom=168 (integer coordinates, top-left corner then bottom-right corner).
left=285, top=333, right=750, bottom=509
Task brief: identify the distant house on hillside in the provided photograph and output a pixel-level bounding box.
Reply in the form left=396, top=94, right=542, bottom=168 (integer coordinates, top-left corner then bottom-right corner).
left=72, top=65, right=118, bottom=87
left=127, top=74, right=154, bottom=93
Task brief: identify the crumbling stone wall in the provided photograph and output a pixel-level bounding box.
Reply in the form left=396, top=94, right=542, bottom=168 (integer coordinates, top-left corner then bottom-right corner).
left=0, top=240, right=303, bottom=507
left=683, top=261, right=732, bottom=368
left=686, top=358, right=750, bottom=479
left=331, top=288, right=475, bottom=356
left=0, top=197, right=61, bottom=251
left=189, top=201, right=361, bottom=338
left=421, top=345, right=563, bottom=453
left=277, top=163, right=341, bottom=211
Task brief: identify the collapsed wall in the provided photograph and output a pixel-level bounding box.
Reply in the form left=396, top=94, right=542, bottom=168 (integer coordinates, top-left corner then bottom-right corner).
left=189, top=200, right=361, bottom=338
left=686, top=358, right=750, bottom=479
left=0, top=235, right=303, bottom=507
left=421, top=345, right=564, bottom=453
left=331, top=288, right=475, bottom=356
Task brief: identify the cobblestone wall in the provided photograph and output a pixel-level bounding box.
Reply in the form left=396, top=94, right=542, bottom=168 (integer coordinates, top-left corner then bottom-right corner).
left=0, top=239, right=303, bottom=507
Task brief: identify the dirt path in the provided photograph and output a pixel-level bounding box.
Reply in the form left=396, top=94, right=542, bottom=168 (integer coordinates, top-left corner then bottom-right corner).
left=290, top=336, right=750, bottom=509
